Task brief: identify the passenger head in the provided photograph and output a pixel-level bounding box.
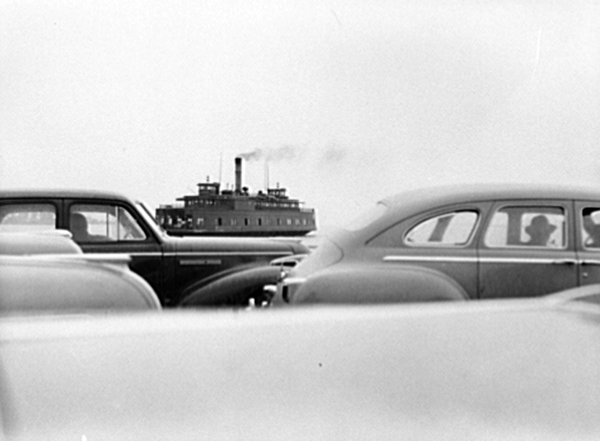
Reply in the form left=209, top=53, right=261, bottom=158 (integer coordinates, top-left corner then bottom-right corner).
left=525, top=215, right=556, bottom=246
left=583, top=210, right=600, bottom=247
left=70, top=213, right=89, bottom=241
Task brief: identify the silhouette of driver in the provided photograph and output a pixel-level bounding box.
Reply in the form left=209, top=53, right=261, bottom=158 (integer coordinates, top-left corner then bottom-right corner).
left=70, top=213, right=92, bottom=242
left=525, top=215, right=556, bottom=246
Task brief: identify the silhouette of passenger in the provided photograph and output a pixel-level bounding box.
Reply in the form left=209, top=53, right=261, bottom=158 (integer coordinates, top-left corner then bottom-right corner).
left=583, top=210, right=600, bottom=248
left=70, top=213, right=92, bottom=242
left=525, top=215, right=556, bottom=246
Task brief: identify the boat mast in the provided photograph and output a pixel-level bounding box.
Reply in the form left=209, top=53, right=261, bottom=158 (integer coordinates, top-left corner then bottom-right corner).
left=218, top=152, right=223, bottom=185
left=264, top=160, right=270, bottom=190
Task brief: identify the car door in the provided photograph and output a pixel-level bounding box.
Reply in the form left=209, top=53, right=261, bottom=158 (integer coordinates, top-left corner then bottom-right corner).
left=64, top=200, right=164, bottom=298
left=478, top=200, right=577, bottom=299
left=574, top=201, right=600, bottom=287
left=369, top=203, right=491, bottom=299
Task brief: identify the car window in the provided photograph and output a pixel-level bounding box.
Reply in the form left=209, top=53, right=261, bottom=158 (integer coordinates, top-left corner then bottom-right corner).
left=69, top=204, right=147, bottom=243
left=581, top=207, right=600, bottom=249
left=404, top=211, right=478, bottom=247
left=0, top=203, right=57, bottom=233
left=484, top=206, right=565, bottom=249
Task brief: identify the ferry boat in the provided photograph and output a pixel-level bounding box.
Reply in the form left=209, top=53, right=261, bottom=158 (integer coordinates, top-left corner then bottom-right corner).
left=156, top=157, right=317, bottom=236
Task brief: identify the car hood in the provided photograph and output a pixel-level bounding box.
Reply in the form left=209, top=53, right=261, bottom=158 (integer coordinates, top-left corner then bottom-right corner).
left=1, top=300, right=600, bottom=440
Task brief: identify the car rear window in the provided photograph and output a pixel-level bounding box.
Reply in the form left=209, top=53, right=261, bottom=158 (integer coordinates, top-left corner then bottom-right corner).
left=405, top=211, right=478, bottom=247
left=0, top=203, right=57, bottom=233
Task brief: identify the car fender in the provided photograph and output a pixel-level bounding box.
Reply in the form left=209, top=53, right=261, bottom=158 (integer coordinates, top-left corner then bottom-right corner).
left=290, top=264, right=469, bottom=304
left=178, top=262, right=266, bottom=296
left=179, top=265, right=283, bottom=307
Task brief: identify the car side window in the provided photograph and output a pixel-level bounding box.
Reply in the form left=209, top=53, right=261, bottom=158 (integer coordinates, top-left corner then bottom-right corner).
left=0, top=203, right=57, bottom=233
left=581, top=207, right=600, bottom=249
left=69, top=204, right=147, bottom=243
left=404, top=211, right=479, bottom=247
left=484, top=206, right=565, bottom=249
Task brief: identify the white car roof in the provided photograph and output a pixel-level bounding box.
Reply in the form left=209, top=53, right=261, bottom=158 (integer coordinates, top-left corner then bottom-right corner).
left=0, top=300, right=598, bottom=440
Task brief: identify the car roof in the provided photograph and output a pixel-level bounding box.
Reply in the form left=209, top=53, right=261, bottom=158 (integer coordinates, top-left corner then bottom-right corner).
left=0, top=188, right=136, bottom=202
left=382, top=183, right=600, bottom=211
left=1, top=300, right=599, bottom=440
left=544, top=283, right=600, bottom=306
left=346, top=183, right=600, bottom=238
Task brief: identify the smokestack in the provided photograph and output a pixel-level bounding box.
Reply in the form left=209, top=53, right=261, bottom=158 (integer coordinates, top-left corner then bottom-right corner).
left=235, top=157, right=242, bottom=194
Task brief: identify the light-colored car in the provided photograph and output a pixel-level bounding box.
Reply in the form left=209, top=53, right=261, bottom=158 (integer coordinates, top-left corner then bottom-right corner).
left=0, top=299, right=598, bottom=440
left=0, top=255, right=161, bottom=312
left=544, top=283, right=600, bottom=306
left=0, top=232, right=161, bottom=312
left=0, top=231, right=82, bottom=255
left=277, top=184, right=600, bottom=305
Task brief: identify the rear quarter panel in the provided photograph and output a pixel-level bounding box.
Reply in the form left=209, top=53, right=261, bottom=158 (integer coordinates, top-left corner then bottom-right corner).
left=290, top=264, right=469, bottom=304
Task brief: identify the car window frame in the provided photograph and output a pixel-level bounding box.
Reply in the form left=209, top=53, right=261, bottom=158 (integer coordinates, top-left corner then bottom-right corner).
left=66, top=200, right=155, bottom=245
left=481, top=201, right=573, bottom=251
left=402, top=209, right=481, bottom=249
left=366, top=203, right=488, bottom=249
left=0, top=200, right=60, bottom=233
left=578, top=205, right=600, bottom=251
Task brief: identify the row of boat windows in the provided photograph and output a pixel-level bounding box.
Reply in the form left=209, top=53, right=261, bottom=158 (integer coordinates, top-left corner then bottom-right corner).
left=210, top=217, right=311, bottom=227
left=256, top=202, right=300, bottom=209
left=184, top=199, right=300, bottom=209
left=160, top=215, right=314, bottom=228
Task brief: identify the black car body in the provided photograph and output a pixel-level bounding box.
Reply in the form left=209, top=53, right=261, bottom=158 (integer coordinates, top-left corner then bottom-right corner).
left=0, top=189, right=308, bottom=306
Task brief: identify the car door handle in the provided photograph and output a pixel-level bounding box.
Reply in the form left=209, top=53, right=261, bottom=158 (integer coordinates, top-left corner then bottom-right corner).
left=552, top=259, right=577, bottom=265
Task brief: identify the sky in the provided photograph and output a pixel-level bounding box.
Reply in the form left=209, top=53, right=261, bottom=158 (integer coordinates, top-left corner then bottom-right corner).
left=1, top=0, right=599, bottom=229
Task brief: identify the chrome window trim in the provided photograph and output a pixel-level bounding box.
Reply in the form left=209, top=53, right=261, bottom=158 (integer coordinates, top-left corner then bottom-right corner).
left=384, top=256, right=578, bottom=265
left=77, top=251, right=293, bottom=258
left=166, top=251, right=294, bottom=257
left=384, top=256, right=478, bottom=263
left=126, top=251, right=293, bottom=257
left=478, top=257, right=576, bottom=265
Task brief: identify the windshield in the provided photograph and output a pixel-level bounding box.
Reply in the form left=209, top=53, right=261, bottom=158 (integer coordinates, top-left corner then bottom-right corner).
left=136, top=201, right=166, bottom=236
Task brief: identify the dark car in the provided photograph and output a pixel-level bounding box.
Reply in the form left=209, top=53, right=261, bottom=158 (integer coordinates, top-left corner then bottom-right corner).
left=276, top=184, right=600, bottom=304
left=0, top=189, right=308, bottom=306
left=1, top=299, right=599, bottom=440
